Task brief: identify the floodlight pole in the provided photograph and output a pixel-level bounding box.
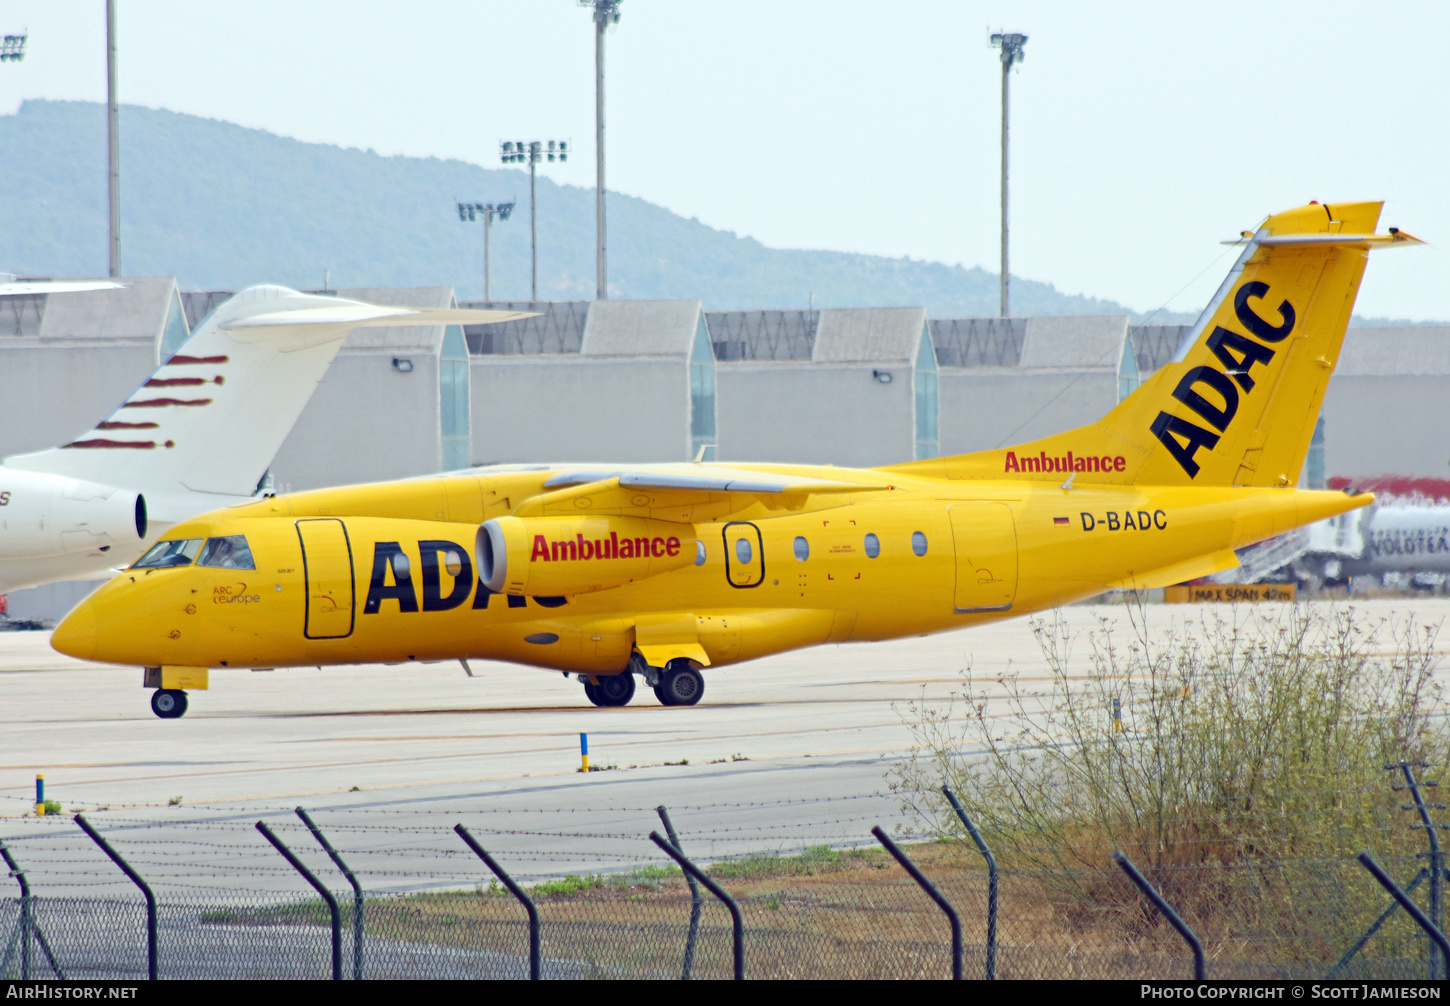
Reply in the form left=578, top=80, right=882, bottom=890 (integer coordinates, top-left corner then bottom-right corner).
left=501, top=142, right=565, bottom=302
left=991, top=32, right=1027, bottom=318
left=457, top=201, right=514, bottom=302
left=483, top=207, right=493, bottom=302
left=106, top=0, right=121, bottom=278
left=586, top=2, right=620, bottom=300
left=529, top=154, right=538, bottom=301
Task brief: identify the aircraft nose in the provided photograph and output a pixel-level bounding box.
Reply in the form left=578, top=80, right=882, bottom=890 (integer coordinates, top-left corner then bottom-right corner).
left=51, top=599, right=97, bottom=661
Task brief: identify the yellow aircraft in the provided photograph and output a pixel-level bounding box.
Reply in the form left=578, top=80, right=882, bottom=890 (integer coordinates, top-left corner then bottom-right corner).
left=51, top=202, right=1421, bottom=718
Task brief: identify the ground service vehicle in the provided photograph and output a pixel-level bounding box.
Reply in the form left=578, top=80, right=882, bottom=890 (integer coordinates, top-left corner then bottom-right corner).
left=49, top=202, right=1422, bottom=717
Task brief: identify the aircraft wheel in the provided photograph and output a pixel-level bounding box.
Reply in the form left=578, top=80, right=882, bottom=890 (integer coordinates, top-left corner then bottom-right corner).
left=151, top=689, right=188, bottom=719
left=656, top=666, right=705, bottom=707
left=592, top=672, right=636, bottom=707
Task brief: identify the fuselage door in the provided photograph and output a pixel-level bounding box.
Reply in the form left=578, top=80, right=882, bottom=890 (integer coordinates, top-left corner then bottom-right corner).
left=296, top=518, right=356, bottom=639
left=948, top=503, right=1018, bottom=613
left=723, top=521, right=765, bottom=588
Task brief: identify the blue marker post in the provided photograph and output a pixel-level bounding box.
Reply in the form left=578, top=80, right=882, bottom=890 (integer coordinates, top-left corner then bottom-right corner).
left=35, top=774, right=44, bottom=815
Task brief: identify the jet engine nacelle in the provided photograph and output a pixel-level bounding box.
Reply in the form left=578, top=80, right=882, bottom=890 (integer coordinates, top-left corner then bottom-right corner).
left=477, top=515, right=697, bottom=597
left=0, top=468, right=147, bottom=559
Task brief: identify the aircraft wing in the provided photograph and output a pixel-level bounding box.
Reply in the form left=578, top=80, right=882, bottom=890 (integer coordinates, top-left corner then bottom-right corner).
left=519, top=466, right=892, bottom=522
left=541, top=467, right=886, bottom=495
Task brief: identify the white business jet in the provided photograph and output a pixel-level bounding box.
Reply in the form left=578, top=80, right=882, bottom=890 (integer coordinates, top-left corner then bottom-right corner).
left=0, top=283, right=526, bottom=593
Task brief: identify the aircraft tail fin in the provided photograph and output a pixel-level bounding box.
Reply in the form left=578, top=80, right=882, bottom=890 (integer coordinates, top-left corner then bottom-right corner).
left=891, top=201, right=1421, bottom=487
left=6, top=286, right=531, bottom=497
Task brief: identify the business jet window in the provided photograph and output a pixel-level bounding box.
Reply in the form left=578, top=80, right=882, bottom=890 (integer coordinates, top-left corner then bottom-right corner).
left=864, top=533, right=881, bottom=558
left=912, top=531, right=928, bottom=557
left=793, top=536, right=810, bottom=561
left=132, top=539, right=202, bottom=569
left=198, top=535, right=257, bottom=570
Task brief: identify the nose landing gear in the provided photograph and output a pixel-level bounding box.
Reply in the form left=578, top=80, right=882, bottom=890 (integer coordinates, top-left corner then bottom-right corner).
left=150, top=689, right=188, bottom=719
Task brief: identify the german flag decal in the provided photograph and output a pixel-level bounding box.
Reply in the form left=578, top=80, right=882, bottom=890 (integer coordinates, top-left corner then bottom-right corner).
left=1054, top=517, right=1070, bottom=525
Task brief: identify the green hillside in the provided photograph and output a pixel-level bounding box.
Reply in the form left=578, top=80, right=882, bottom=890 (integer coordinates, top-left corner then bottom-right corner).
left=0, top=99, right=1155, bottom=317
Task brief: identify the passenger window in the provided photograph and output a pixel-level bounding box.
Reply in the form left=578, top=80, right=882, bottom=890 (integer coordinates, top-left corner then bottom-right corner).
left=912, top=531, right=928, bottom=557
left=132, top=539, right=202, bottom=569
left=735, top=537, right=753, bottom=564
left=198, top=535, right=256, bottom=570
left=864, top=533, right=880, bottom=558
left=793, top=536, right=809, bottom=561
left=695, top=541, right=706, bottom=566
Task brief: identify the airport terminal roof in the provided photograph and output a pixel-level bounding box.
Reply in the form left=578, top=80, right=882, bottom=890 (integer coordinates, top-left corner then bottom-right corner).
left=708, top=307, right=929, bottom=366
left=811, top=307, right=928, bottom=364
left=1337, top=327, right=1450, bottom=376
left=462, top=300, right=589, bottom=355
left=1119, top=324, right=1450, bottom=378
left=165, top=291, right=1450, bottom=379
left=579, top=299, right=704, bottom=358
left=706, top=310, right=817, bottom=362
left=930, top=317, right=1025, bottom=367
left=931, top=315, right=1134, bottom=370
left=1016, top=315, right=1129, bottom=370
left=180, top=290, right=230, bottom=331
left=1130, top=324, right=1191, bottom=373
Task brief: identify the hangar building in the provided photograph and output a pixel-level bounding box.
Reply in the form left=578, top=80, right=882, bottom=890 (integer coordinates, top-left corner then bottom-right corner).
left=464, top=299, right=715, bottom=465
left=1, top=281, right=1445, bottom=621
left=709, top=307, right=936, bottom=467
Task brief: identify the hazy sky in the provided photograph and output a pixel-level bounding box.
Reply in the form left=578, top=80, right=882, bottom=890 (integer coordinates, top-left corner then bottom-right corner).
left=1, top=1, right=1446, bottom=319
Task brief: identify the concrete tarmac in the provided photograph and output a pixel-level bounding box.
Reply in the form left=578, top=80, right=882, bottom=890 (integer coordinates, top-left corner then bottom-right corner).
left=1, top=597, right=1446, bottom=895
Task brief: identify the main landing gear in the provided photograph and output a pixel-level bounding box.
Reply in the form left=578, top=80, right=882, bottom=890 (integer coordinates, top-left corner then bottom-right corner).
left=654, top=662, right=705, bottom=707
left=583, top=672, right=636, bottom=708
left=150, top=689, right=188, bottom=719
left=579, top=655, right=706, bottom=708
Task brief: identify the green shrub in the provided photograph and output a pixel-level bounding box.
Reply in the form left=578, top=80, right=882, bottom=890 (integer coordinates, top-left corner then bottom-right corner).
left=892, top=602, right=1448, bottom=884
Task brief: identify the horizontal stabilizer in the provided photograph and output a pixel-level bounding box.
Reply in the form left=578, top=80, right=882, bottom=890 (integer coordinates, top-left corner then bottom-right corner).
left=1222, top=230, right=1425, bottom=248
left=223, top=305, right=528, bottom=330
left=0, top=279, right=125, bottom=296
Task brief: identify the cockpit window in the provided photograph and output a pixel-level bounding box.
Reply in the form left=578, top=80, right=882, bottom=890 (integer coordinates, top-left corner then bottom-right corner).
left=132, top=539, right=202, bottom=569
left=197, top=535, right=256, bottom=570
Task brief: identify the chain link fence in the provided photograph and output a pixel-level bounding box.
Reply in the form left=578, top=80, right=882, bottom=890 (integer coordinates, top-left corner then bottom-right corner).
left=2, top=792, right=1445, bottom=981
